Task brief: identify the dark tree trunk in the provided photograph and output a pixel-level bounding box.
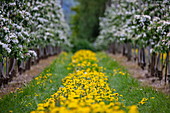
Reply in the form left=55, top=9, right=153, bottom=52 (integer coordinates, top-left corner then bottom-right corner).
left=0, top=61, right=5, bottom=86
left=8, top=58, right=17, bottom=79
left=168, top=52, right=170, bottom=83
left=0, top=61, right=4, bottom=78
left=18, top=60, right=25, bottom=75
left=150, top=52, right=156, bottom=77
left=141, top=48, right=146, bottom=70
left=127, top=42, right=132, bottom=61
left=25, top=58, right=31, bottom=70
left=165, top=52, right=169, bottom=84
left=122, top=43, right=126, bottom=56
left=155, top=53, right=162, bottom=80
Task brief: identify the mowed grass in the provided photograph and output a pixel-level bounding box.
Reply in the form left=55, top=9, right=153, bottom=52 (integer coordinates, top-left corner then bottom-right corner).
left=0, top=52, right=72, bottom=113
left=0, top=51, right=170, bottom=113
left=97, top=52, right=170, bottom=113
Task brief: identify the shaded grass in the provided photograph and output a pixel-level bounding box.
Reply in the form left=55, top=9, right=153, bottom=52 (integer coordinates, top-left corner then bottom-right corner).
left=0, top=52, right=72, bottom=113
left=97, top=52, right=170, bottom=113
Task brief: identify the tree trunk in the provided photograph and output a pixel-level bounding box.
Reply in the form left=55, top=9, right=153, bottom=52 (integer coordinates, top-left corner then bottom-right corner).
left=25, top=58, right=31, bottom=70
left=141, top=48, right=146, bottom=70
left=168, top=52, right=170, bottom=83
left=150, top=52, right=156, bottom=77
left=110, top=42, right=116, bottom=54
left=0, top=61, right=5, bottom=78
left=8, top=58, right=16, bottom=78
left=155, top=53, right=162, bottom=80
left=122, top=43, right=126, bottom=56
left=165, top=51, right=169, bottom=84
left=127, top=42, right=132, bottom=61
left=0, top=61, right=5, bottom=86
left=18, top=60, right=25, bottom=75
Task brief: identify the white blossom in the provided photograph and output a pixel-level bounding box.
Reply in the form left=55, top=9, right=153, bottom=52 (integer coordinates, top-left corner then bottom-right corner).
left=33, top=7, right=39, bottom=11
left=0, top=41, right=11, bottom=53
left=12, top=39, right=19, bottom=44
left=28, top=50, right=37, bottom=57
left=9, top=2, right=16, bottom=6
left=37, top=17, right=49, bottom=23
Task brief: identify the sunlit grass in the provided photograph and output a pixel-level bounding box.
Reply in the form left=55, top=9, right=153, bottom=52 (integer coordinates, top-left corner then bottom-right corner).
left=31, top=50, right=138, bottom=113
left=0, top=51, right=170, bottom=113
left=97, top=52, right=170, bottom=113
left=0, top=52, right=72, bottom=113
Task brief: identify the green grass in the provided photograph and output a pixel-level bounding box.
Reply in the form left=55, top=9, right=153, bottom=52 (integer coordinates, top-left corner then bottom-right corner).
left=97, top=52, right=170, bottom=113
left=0, top=52, right=72, bottom=113
left=0, top=51, right=170, bottom=113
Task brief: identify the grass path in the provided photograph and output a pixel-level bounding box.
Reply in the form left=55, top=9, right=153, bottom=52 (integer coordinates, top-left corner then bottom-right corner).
left=0, top=51, right=170, bottom=113
left=97, top=52, right=170, bottom=113
left=0, top=55, right=58, bottom=97
left=0, top=52, right=72, bottom=113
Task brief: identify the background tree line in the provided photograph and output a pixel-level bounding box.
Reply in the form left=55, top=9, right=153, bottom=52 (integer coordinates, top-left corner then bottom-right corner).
left=70, top=0, right=109, bottom=52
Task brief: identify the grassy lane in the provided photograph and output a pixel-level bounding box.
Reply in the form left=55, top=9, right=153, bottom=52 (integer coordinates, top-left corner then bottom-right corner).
left=97, top=52, right=170, bottom=113
left=0, top=51, right=170, bottom=113
left=0, top=52, right=72, bottom=113
left=30, top=50, right=138, bottom=113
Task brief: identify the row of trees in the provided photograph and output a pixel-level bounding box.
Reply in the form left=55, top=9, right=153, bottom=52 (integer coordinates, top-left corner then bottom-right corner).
left=95, top=0, right=170, bottom=83
left=0, top=0, right=70, bottom=60
left=0, top=0, right=70, bottom=86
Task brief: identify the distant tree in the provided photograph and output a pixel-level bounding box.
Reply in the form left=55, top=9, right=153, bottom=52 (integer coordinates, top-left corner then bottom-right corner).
left=71, top=0, right=108, bottom=43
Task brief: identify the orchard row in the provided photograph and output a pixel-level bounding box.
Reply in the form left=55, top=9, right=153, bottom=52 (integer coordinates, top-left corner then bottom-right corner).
left=95, top=0, right=170, bottom=53
left=0, top=0, right=70, bottom=60
left=95, top=0, right=170, bottom=83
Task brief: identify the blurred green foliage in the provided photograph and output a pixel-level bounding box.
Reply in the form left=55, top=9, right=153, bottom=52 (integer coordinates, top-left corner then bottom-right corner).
left=71, top=39, right=95, bottom=53
left=70, top=0, right=108, bottom=51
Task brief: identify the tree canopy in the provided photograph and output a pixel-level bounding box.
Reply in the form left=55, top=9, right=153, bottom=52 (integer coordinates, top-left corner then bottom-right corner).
left=71, top=0, right=108, bottom=43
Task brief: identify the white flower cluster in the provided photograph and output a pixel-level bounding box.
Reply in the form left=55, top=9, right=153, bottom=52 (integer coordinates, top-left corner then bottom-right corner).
left=95, top=0, right=170, bottom=53
left=0, top=0, right=70, bottom=60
